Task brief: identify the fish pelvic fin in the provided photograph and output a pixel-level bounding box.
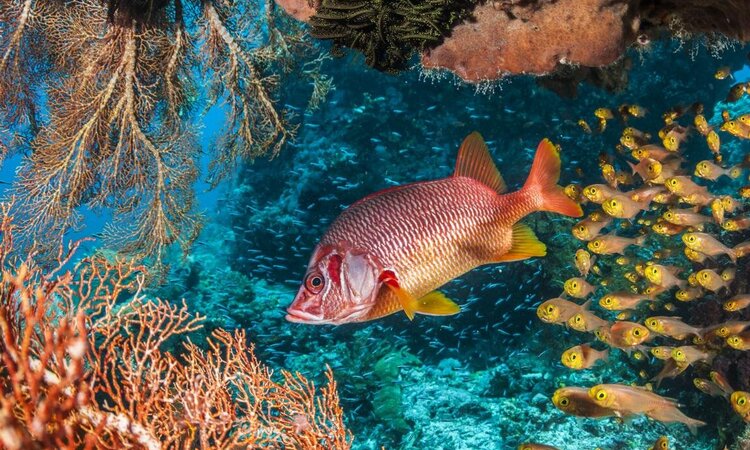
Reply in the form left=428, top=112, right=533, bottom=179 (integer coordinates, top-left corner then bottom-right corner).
left=454, top=132, right=507, bottom=194
left=497, top=223, right=546, bottom=261
left=523, top=139, right=583, bottom=217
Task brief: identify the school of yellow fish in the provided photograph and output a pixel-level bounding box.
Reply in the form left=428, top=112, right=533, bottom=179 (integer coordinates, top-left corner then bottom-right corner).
left=525, top=66, right=750, bottom=449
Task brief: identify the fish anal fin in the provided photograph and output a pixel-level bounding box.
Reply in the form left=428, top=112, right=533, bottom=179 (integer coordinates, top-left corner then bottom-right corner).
left=454, top=132, right=507, bottom=194
left=496, top=223, right=547, bottom=262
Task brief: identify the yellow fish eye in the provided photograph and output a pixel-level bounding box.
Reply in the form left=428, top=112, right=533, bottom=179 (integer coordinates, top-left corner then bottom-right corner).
left=559, top=397, right=570, bottom=407
left=574, top=315, right=583, bottom=323
left=577, top=225, right=586, bottom=232
left=648, top=319, right=657, bottom=327
left=729, top=337, right=740, bottom=346
left=720, top=327, right=729, bottom=336
left=632, top=328, right=642, bottom=337
left=675, top=350, right=683, bottom=358
left=570, top=353, right=577, bottom=360
left=547, top=305, right=555, bottom=313
left=726, top=302, right=736, bottom=310
left=596, top=390, right=607, bottom=400
left=593, top=241, right=601, bottom=248
left=739, top=395, right=748, bottom=406
left=688, top=235, right=696, bottom=242
left=701, top=272, right=709, bottom=280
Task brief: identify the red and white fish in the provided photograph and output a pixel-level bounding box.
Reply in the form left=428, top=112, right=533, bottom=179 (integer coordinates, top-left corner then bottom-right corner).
left=286, top=133, right=582, bottom=325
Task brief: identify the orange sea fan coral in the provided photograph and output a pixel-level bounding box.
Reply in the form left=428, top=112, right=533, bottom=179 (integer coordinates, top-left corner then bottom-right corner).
left=0, top=203, right=352, bottom=449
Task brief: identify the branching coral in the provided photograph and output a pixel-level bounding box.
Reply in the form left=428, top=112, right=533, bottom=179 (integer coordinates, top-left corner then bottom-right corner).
left=0, top=0, right=328, bottom=262
left=0, top=202, right=352, bottom=449
left=308, top=0, right=477, bottom=73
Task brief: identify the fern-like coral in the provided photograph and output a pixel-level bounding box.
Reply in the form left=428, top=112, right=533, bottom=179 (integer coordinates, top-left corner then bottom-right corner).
left=309, top=0, right=477, bottom=73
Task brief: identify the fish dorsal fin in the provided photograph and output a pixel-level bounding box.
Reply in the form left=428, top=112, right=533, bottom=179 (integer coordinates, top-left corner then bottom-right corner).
left=454, top=132, right=507, bottom=194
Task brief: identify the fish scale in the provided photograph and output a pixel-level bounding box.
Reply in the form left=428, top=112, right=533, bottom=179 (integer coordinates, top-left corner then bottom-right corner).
left=322, top=179, right=541, bottom=320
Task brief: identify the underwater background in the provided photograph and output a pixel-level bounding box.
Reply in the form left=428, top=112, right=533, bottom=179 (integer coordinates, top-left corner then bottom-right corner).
left=156, top=41, right=750, bottom=448
left=2, top=1, right=750, bottom=449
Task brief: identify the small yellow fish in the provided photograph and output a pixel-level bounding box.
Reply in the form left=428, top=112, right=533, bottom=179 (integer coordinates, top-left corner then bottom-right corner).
left=551, top=386, right=617, bottom=418
left=561, top=343, right=608, bottom=370
left=624, top=271, right=640, bottom=283
left=645, top=316, right=702, bottom=339
left=741, top=186, right=750, bottom=198
left=588, top=234, right=645, bottom=255
left=537, top=298, right=588, bottom=324
left=730, top=391, right=750, bottom=422
left=572, top=215, right=612, bottom=241
left=564, top=277, right=595, bottom=298
left=682, top=232, right=737, bottom=262
left=694, top=160, right=737, bottom=181
left=662, top=126, right=688, bottom=152
left=721, top=120, right=750, bottom=139
left=632, top=145, right=672, bottom=162
left=582, top=184, right=619, bottom=204
left=574, top=249, right=594, bottom=276
left=652, top=222, right=685, bottom=236
left=649, top=436, right=669, bottom=450
left=599, top=292, right=649, bottom=310
left=650, top=346, right=674, bottom=360
left=727, top=332, right=750, bottom=351
left=721, top=195, right=740, bottom=212
left=693, top=378, right=730, bottom=398
left=715, top=66, right=732, bottom=80
left=577, top=119, right=592, bottom=134
left=724, top=295, right=750, bottom=312
left=706, top=130, right=721, bottom=160
left=602, top=195, right=648, bottom=219
left=723, top=216, right=750, bottom=232
left=568, top=310, right=609, bottom=332
left=675, top=286, right=703, bottom=302
left=726, top=82, right=748, bottom=103
left=644, top=264, right=684, bottom=289
left=671, top=346, right=712, bottom=365
left=595, top=108, right=614, bottom=120
left=693, top=114, right=711, bottom=136
left=588, top=384, right=705, bottom=432
left=625, top=104, right=647, bottom=118
left=663, top=176, right=710, bottom=197
left=708, top=321, right=750, bottom=339
left=695, top=269, right=730, bottom=293
left=662, top=209, right=710, bottom=227
left=601, top=164, right=617, bottom=187
left=564, top=183, right=583, bottom=202
left=710, top=198, right=725, bottom=224
left=609, top=321, right=650, bottom=346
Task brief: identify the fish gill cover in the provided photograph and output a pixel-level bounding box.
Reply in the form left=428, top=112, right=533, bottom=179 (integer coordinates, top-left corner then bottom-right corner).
left=1, top=0, right=750, bottom=449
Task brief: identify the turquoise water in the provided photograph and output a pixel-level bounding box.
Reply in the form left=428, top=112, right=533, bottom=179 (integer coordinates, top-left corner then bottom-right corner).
left=154, top=40, right=749, bottom=448
left=1, top=4, right=750, bottom=448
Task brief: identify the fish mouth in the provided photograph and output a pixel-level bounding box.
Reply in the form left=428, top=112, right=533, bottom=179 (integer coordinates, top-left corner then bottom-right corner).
left=285, top=308, right=328, bottom=325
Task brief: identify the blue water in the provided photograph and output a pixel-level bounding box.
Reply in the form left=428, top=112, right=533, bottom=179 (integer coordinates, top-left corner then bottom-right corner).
left=2, top=9, right=750, bottom=449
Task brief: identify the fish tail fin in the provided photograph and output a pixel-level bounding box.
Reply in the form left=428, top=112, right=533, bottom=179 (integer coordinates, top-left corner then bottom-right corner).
left=634, top=235, right=647, bottom=247
left=523, top=139, right=583, bottom=217
left=687, top=418, right=706, bottom=436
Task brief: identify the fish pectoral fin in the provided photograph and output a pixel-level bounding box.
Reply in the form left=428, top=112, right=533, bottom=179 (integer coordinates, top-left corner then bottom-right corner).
left=383, top=280, right=460, bottom=319
left=382, top=276, right=418, bottom=320
left=496, top=223, right=547, bottom=262
left=414, top=291, right=460, bottom=317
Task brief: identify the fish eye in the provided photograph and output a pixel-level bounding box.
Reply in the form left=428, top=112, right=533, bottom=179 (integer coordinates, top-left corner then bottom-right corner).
left=596, top=391, right=606, bottom=400
left=577, top=225, right=585, bottom=232
left=593, top=241, right=601, bottom=247
left=739, top=396, right=748, bottom=406
left=572, top=282, right=578, bottom=288
left=547, top=305, right=555, bottom=313
left=688, top=235, right=696, bottom=242
left=560, top=397, right=569, bottom=406
left=604, top=297, right=612, bottom=304
left=633, top=329, right=642, bottom=336
left=649, top=320, right=657, bottom=327
left=305, top=272, right=325, bottom=293
left=570, top=353, right=577, bottom=360
left=676, top=351, right=683, bottom=357
left=720, top=327, right=729, bottom=336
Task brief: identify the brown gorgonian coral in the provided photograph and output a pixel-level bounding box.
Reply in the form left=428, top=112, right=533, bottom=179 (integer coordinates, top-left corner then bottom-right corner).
left=0, top=0, right=330, bottom=263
